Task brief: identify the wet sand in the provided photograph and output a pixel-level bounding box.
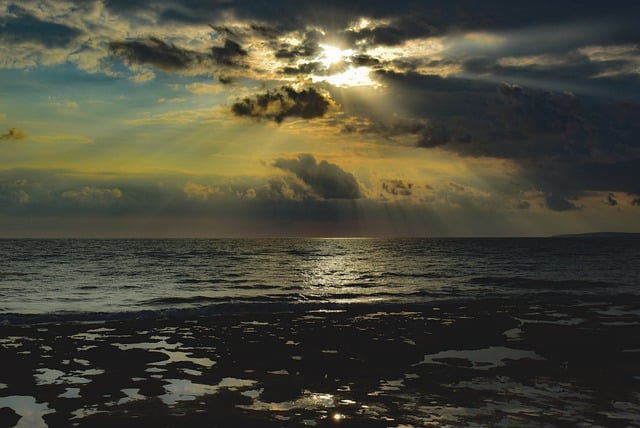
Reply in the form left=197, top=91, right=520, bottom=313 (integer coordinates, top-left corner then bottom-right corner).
left=1, top=293, right=640, bottom=427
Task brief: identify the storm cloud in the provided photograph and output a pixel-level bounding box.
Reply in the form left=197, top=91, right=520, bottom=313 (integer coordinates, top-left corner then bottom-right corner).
left=232, top=87, right=334, bottom=123
left=274, top=154, right=362, bottom=199
left=341, top=70, right=640, bottom=209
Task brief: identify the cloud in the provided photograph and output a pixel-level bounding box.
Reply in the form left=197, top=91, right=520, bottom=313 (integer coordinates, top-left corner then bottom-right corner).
left=109, top=37, right=198, bottom=72
left=281, top=62, right=324, bottom=76
left=2, top=167, right=638, bottom=236
left=125, top=1, right=640, bottom=42
left=185, top=83, right=225, bottom=94
left=340, top=70, right=640, bottom=210
left=61, top=187, right=123, bottom=203
left=254, top=178, right=307, bottom=201
left=108, top=34, right=251, bottom=80
left=232, top=86, right=334, bottom=123
left=381, top=179, right=414, bottom=197
left=544, top=193, right=580, bottom=212
left=274, top=154, right=362, bottom=199
left=274, top=29, right=323, bottom=59
left=0, top=128, right=27, bottom=140
left=211, top=39, right=248, bottom=67
left=606, top=192, right=618, bottom=206
left=0, top=8, right=83, bottom=48
left=183, top=182, right=221, bottom=200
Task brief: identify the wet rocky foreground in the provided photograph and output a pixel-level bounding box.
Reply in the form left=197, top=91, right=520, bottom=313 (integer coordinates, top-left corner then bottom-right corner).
left=1, top=293, right=640, bottom=427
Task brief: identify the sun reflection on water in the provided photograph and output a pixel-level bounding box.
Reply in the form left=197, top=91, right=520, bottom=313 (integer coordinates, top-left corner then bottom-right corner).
left=296, top=240, right=400, bottom=303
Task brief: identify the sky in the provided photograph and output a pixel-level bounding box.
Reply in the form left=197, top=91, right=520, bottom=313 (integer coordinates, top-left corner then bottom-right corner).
left=1, top=0, right=639, bottom=237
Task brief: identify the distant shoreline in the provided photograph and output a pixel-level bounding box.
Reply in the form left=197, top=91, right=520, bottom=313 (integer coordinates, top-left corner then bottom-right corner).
left=551, top=232, right=640, bottom=238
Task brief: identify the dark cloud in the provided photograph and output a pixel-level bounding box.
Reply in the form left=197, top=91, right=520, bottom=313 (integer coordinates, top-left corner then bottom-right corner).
left=460, top=50, right=640, bottom=102
left=343, top=25, right=407, bottom=47
left=100, top=1, right=640, bottom=47
left=416, top=122, right=451, bottom=148
left=544, top=193, right=580, bottom=212
left=109, top=37, right=198, bottom=72
left=102, top=0, right=146, bottom=12
left=0, top=128, right=27, bottom=141
left=208, top=25, right=239, bottom=38
left=0, top=8, right=82, bottom=48
left=211, top=39, right=248, bottom=67
left=374, top=70, right=497, bottom=94
left=273, top=154, right=362, bottom=199
left=252, top=178, right=308, bottom=201
left=558, top=159, right=640, bottom=194
left=351, top=54, right=381, bottom=67
left=341, top=15, right=440, bottom=48
left=381, top=180, right=414, bottom=196
left=360, top=72, right=640, bottom=162
left=99, top=2, right=640, bottom=103
left=109, top=36, right=250, bottom=74
left=275, top=29, right=322, bottom=59
left=232, top=86, right=333, bottom=123
left=281, top=62, right=324, bottom=75
left=340, top=70, right=640, bottom=209
left=606, top=192, right=618, bottom=206
left=249, top=24, right=282, bottom=39
left=159, top=7, right=210, bottom=24
left=342, top=116, right=419, bottom=137
left=516, top=201, right=530, bottom=210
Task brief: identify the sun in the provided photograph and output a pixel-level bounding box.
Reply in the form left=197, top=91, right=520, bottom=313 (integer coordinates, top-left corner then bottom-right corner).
left=318, top=44, right=354, bottom=67
left=311, top=44, right=380, bottom=88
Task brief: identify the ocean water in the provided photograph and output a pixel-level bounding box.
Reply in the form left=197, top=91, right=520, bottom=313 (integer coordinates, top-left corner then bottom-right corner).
left=1, top=237, right=638, bottom=320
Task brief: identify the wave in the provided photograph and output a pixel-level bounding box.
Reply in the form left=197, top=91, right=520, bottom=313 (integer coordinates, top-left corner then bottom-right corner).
left=467, top=276, right=634, bottom=290
left=0, top=299, right=461, bottom=327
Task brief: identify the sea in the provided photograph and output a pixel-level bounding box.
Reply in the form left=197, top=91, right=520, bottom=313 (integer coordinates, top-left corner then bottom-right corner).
left=1, top=237, right=640, bottom=427
left=1, top=237, right=638, bottom=321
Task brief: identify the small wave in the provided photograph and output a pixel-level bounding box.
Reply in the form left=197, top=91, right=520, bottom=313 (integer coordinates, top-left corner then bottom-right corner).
left=0, top=271, right=31, bottom=277
left=467, top=276, right=629, bottom=290
left=175, top=278, right=224, bottom=285
left=0, top=299, right=467, bottom=327
left=139, top=295, right=223, bottom=306
left=383, top=271, right=451, bottom=279
left=226, top=284, right=282, bottom=290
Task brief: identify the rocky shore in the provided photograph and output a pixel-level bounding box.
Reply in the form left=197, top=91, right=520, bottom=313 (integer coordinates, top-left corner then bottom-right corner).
left=1, top=293, right=639, bottom=427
